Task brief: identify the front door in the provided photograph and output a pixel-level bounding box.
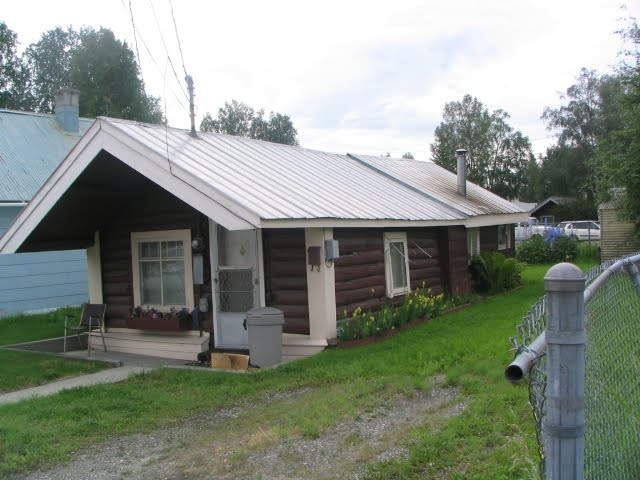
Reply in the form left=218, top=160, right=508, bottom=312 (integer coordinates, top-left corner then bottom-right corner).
left=212, top=224, right=259, bottom=348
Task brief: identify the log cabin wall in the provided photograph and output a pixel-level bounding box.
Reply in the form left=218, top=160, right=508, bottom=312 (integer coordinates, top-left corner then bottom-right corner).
left=333, top=227, right=451, bottom=317
left=100, top=182, right=212, bottom=329
left=479, top=225, right=516, bottom=257
left=262, top=229, right=309, bottom=334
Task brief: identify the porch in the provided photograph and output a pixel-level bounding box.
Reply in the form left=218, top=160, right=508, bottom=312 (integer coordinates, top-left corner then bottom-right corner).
left=88, top=329, right=326, bottom=363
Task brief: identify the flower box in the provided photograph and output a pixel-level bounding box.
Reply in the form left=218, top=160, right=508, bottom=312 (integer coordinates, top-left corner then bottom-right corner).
left=127, top=315, right=191, bottom=332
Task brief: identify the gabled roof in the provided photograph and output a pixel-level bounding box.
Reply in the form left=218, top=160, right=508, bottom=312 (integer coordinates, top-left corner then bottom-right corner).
left=0, top=109, right=93, bottom=202
left=0, top=117, right=528, bottom=254
left=531, top=196, right=571, bottom=215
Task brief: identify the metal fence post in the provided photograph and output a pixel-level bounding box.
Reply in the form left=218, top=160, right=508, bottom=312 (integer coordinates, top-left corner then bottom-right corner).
left=544, top=262, right=586, bottom=480
left=624, top=261, right=640, bottom=296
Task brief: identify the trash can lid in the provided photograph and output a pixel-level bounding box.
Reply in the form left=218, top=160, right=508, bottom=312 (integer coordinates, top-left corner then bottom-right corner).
left=247, top=307, right=284, bottom=317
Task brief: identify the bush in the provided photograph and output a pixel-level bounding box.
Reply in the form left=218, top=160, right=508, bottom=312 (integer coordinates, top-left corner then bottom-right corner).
left=550, top=235, right=579, bottom=262
left=470, top=251, right=522, bottom=294
left=517, top=234, right=551, bottom=263
left=577, top=241, right=601, bottom=263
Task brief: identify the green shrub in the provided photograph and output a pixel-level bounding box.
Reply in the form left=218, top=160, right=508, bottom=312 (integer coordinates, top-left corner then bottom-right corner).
left=550, top=235, right=579, bottom=262
left=577, top=241, right=601, bottom=263
left=470, top=251, right=523, bottom=294
left=517, top=234, right=552, bottom=263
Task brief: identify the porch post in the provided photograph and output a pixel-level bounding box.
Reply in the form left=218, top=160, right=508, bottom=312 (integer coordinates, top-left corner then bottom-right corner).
left=304, top=228, right=337, bottom=340
left=86, top=230, right=103, bottom=304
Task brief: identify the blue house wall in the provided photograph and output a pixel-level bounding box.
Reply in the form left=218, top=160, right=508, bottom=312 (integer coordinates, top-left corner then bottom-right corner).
left=0, top=207, right=88, bottom=316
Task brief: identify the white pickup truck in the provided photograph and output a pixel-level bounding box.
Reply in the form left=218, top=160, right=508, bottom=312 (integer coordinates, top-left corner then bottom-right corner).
left=515, top=217, right=552, bottom=241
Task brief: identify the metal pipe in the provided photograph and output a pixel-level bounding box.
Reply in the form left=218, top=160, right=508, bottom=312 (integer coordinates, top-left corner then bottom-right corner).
left=505, top=331, right=546, bottom=383
left=455, top=148, right=467, bottom=196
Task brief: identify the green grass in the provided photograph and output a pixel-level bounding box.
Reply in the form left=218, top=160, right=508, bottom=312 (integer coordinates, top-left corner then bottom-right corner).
left=0, top=349, right=107, bottom=393
left=0, top=306, right=81, bottom=346
left=0, top=263, right=596, bottom=477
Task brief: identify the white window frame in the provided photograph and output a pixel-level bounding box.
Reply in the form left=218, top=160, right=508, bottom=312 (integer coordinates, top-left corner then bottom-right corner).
left=467, top=228, right=480, bottom=263
left=383, top=232, right=411, bottom=298
left=498, top=224, right=508, bottom=250
left=131, top=229, right=194, bottom=310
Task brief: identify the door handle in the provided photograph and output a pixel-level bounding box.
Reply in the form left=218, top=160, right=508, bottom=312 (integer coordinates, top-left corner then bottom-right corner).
left=243, top=318, right=247, bottom=331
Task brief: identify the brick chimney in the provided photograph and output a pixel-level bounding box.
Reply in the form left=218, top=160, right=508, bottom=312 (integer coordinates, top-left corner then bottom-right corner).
left=54, top=88, right=80, bottom=133
left=456, top=148, right=467, bottom=196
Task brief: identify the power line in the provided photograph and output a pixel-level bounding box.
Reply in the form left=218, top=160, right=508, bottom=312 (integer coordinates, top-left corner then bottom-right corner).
left=128, top=0, right=142, bottom=70
left=148, top=0, right=189, bottom=102
left=169, top=0, right=188, bottom=78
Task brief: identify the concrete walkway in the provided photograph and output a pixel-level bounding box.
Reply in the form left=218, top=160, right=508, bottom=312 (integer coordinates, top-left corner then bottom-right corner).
left=0, top=366, right=150, bottom=406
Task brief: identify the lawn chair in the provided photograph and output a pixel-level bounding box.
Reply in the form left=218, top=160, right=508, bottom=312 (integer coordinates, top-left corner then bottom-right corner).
left=63, top=303, right=107, bottom=356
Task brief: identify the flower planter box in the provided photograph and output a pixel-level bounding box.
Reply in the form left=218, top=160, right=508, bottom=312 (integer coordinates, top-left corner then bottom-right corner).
left=127, top=316, right=191, bottom=332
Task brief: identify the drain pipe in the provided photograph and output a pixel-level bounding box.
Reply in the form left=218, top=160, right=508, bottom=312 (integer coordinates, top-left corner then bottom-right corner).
left=456, top=149, right=467, bottom=196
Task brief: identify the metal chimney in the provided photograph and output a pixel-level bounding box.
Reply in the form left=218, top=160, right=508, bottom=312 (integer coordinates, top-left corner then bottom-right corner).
left=456, top=148, right=467, bottom=196
left=54, top=88, right=80, bottom=133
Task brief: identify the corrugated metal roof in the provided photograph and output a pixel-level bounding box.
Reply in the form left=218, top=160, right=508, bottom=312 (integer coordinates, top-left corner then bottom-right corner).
left=0, top=109, right=93, bottom=201
left=106, top=118, right=469, bottom=222
left=349, top=154, right=526, bottom=216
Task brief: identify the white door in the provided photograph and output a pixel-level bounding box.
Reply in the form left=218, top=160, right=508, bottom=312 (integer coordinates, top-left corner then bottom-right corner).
left=212, top=224, right=259, bottom=348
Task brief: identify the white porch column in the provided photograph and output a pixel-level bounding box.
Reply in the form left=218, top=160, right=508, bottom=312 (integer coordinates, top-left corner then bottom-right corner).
left=86, top=230, right=103, bottom=303
left=304, top=228, right=337, bottom=340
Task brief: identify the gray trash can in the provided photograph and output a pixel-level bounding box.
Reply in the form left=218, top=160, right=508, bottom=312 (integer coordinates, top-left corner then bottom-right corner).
left=246, top=307, right=285, bottom=367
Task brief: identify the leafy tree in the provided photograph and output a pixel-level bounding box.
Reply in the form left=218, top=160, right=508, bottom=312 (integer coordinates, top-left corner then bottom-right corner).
left=24, top=27, right=78, bottom=113
left=402, top=152, right=414, bottom=159
left=0, top=21, right=32, bottom=110
left=23, top=26, right=162, bottom=122
left=430, top=94, right=532, bottom=198
left=200, top=99, right=298, bottom=146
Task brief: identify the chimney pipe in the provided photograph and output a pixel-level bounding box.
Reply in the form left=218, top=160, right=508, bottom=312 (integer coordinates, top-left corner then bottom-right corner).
left=456, top=148, right=467, bottom=196
left=54, top=88, right=80, bottom=133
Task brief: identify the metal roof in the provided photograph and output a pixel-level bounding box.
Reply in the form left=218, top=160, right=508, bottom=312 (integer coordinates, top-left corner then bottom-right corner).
left=0, top=109, right=93, bottom=202
left=349, top=154, right=527, bottom=216
left=105, top=118, right=472, bottom=222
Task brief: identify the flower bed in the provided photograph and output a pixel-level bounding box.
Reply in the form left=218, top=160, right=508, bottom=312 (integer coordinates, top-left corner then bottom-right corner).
left=336, top=286, right=468, bottom=341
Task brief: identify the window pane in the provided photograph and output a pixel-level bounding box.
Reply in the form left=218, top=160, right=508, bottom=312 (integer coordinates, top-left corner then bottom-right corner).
left=390, top=241, right=407, bottom=290
left=498, top=225, right=507, bottom=246
left=162, top=260, right=186, bottom=305
left=162, top=240, right=184, bottom=259
left=141, top=261, right=162, bottom=304
left=218, top=269, right=254, bottom=312
left=140, top=241, right=159, bottom=259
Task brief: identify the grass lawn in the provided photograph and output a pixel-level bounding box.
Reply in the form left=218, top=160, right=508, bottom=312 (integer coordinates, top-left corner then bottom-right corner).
left=0, top=263, right=595, bottom=477
left=0, top=307, right=108, bottom=393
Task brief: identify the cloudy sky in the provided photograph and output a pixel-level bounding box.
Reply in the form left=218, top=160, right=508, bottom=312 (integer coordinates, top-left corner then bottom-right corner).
left=3, top=0, right=637, bottom=159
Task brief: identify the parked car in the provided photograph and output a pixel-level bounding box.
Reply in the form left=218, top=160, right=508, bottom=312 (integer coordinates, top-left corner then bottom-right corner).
left=556, top=221, right=601, bottom=241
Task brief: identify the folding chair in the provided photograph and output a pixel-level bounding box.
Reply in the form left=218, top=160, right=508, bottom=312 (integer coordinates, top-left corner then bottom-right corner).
left=63, top=303, right=107, bottom=356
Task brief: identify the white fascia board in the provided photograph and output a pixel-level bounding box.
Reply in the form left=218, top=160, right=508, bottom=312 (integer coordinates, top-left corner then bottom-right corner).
left=100, top=125, right=259, bottom=231
left=0, top=202, right=28, bottom=207
left=261, top=218, right=465, bottom=229
left=0, top=121, right=105, bottom=253
left=463, top=212, right=530, bottom=228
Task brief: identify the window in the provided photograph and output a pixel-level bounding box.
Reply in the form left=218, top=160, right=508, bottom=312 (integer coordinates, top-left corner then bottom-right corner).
left=131, top=230, right=194, bottom=309
left=384, top=232, right=411, bottom=297
left=467, top=228, right=480, bottom=262
left=498, top=224, right=508, bottom=250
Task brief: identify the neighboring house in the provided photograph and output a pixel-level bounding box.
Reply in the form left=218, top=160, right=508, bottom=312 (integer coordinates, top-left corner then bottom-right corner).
left=0, top=90, right=93, bottom=316
left=529, top=196, right=570, bottom=226
left=599, top=189, right=640, bottom=261
left=0, top=117, right=528, bottom=360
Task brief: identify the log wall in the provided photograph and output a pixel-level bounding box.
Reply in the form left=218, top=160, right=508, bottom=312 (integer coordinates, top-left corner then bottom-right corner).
left=262, top=229, right=310, bottom=334
left=479, top=225, right=516, bottom=257
left=333, top=227, right=456, bottom=317
left=100, top=183, right=212, bottom=330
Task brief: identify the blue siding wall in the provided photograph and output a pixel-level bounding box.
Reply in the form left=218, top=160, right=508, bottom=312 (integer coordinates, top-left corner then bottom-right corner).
left=0, top=207, right=88, bottom=316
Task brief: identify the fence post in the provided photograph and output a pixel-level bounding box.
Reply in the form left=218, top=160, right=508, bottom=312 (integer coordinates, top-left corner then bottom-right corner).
left=544, top=262, right=586, bottom=480
left=624, top=261, right=640, bottom=295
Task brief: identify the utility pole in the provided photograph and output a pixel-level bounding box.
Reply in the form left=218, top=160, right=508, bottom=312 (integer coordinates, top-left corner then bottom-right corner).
left=185, top=74, right=197, bottom=137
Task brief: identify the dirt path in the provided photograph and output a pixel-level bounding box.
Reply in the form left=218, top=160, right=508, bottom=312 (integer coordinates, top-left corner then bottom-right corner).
left=12, top=383, right=466, bottom=480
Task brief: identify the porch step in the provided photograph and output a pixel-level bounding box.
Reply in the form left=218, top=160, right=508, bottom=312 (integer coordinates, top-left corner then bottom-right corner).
left=89, top=330, right=209, bottom=362
left=281, top=334, right=326, bottom=361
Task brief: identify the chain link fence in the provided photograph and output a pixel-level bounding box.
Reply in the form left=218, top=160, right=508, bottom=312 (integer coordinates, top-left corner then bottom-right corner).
left=508, top=252, right=640, bottom=479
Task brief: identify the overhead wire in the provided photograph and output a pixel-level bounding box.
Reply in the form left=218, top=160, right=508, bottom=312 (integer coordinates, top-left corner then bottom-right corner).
left=169, top=0, right=188, bottom=78
left=148, top=0, right=189, bottom=102
left=118, top=0, right=191, bottom=116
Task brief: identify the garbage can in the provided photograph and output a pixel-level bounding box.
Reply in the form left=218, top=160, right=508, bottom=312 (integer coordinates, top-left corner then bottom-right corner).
left=246, top=307, right=285, bottom=367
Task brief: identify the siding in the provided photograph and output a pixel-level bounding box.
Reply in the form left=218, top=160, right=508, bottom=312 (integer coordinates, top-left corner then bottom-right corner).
left=0, top=206, right=88, bottom=316
left=262, top=229, right=309, bottom=334
left=599, top=208, right=640, bottom=261
left=479, top=225, right=516, bottom=257
left=99, top=183, right=210, bottom=329
left=334, top=227, right=458, bottom=317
